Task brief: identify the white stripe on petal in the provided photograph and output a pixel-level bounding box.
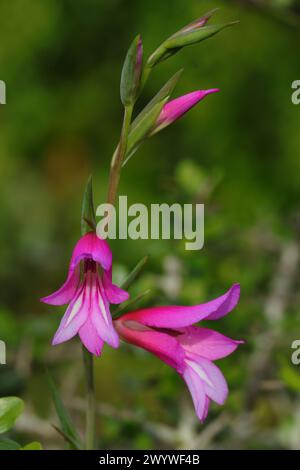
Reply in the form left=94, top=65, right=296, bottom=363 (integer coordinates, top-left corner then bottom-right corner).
left=98, top=282, right=109, bottom=325
left=185, top=359, right=215, bottom=389
left=65, top=288, right=85, bottom=327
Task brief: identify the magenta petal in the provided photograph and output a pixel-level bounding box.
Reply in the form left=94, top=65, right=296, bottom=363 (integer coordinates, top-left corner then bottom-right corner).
left=103, top=268, right=129, bottom=304
left=91, top=280, right=119, bottom=348
left=41, top=265, right=80, bottom=306
left=115, top=319, right=185, bottom=372
left=202, top=396, right=210, bottom=422
left=179, top=326, right=243, bottom=360
left=52, top=286, right=88, bottom=345
left=185, top=355, right=228, bottom=405
left=183, top=366, right=207, bottom=421
left=123, top=284, right=240, bottom=328
left=79, top=318, right=104, bottom=356
left=70, top=232, right=112, bottom=271
left=155, top=89, right=220, bottom=130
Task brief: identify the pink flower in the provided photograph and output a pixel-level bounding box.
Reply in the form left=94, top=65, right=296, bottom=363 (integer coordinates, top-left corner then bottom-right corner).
left=114, top=284, right=243, bottom=421
left=151, top=89, right=219, bottom=135
left=41, top=232, right=129, bottom=356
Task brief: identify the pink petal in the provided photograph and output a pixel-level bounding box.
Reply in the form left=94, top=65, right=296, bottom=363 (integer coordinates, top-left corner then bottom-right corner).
left=115, top=319, right=185, bottom=372
left=52, top=285, right=88, bottom=345
left=185, top=355, right=228, bottom=405
left=179, top=326, right=243, bottom=360
left=103, top=268, right=129, bottom=304
left=154, top=89, right=219, bottom=133
left=183, top=366, right=207, bottom=421
left=91, top=278, right=120, bottom=348
left=70, top=232, right=112, bottom=271
left=41, top=265, right=80, bottom=306
left=79, top=318, right=104, bottom=356
left=202, top=396, right=210, bottom=422
left=122, top=284, right=240, bottom=329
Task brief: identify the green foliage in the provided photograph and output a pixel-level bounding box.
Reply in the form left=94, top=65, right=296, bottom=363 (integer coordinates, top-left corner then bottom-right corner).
left=21, top=441, right=43, bottom=450
left=81, top=175, right=96, bottom=235
left=0, top=397, right=24, bottom=434
left=0, top=439, right=21, bottom=450
left=46, top=372, right=82, bottom=449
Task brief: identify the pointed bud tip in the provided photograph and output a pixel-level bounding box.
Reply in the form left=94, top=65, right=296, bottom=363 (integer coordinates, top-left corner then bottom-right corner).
left=228, top=20, right=240, bottom=26
left=205, top=88, right=220, bottom=95
left=202, top=7, right=220, bottom=20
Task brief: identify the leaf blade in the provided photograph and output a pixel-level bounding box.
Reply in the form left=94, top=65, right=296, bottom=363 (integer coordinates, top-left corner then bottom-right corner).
left=0, top=397, right=24, bottom=434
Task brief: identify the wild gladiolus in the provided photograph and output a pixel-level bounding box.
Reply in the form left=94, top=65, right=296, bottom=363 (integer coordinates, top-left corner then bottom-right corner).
left=41, top=232, right=129, bottom=355
left=114, top=284, right=243, bottom=421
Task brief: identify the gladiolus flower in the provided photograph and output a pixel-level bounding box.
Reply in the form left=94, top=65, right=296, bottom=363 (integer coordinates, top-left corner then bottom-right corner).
left=114, top=284, right=243, bottom=421
left=151, top=89, right=219, bottom=135
left=41, top=232, right=129, bottom=356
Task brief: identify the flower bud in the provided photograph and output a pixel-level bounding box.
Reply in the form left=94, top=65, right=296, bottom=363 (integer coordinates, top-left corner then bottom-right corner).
left=151, top=89, right=220, bottom=135
left=120, top=34, right=143, bottom=106
left=147, top=10, right=238, bottom=67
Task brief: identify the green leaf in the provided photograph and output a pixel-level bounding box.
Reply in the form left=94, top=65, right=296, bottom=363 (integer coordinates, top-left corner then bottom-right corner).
left=21, top=441, right=42, bottom=450
left=81, top=175, right=96, bottom=236
left=52, top=424, right=84, bottom=449
left=0, top=397, right=24, bottom=434
left=123, top=97, right=168, bottom=166
left=122, top=70, right=183, bottom=166
left=120, top=255, right=149, bottom=290
left=46, top=371, right=82, bottom=449
left=113, top=289, right=152, bottom=318
left=0, top=439, right=21, bottom=450
left=131, top=69, right=183, bottom=130
left=120, top=34, right=143, bottom=106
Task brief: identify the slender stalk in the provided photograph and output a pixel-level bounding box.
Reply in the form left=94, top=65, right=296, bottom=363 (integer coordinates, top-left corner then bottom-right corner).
left=82, top=346, right=95, bottom=450
left=107, top=104, right=133, bottom=205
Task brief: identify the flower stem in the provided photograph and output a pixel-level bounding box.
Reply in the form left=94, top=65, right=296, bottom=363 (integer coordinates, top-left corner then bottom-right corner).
left=107, top=103, right=133, bottom=205
left=82, top=346, right=95, bottom=450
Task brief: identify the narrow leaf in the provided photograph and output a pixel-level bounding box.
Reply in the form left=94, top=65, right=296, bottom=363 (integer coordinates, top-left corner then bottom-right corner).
left=46, top=371, right=82, bottom=450
left=131, top=69, right=183, bottom=130
left=52, top=424, right=82, bottom=449
left=120, top=255, right=149, bottom=290
left=81, top=175, right=96, bottom=236
left=113, top=289, right=152, bottom=318
left=123, top=97, right=168, bottom=166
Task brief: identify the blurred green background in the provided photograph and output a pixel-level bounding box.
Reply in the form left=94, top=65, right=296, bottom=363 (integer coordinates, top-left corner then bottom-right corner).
left=0, top=0, right=300, bottom=450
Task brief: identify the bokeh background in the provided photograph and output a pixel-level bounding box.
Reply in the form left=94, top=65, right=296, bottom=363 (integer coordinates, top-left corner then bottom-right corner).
left=1, top=0, right=300, bottom=450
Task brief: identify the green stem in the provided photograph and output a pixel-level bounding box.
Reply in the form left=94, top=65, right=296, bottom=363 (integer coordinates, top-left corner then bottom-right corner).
left=82, top=346, right=95, bottom=450
left=107, top=104, right=133, bottom=205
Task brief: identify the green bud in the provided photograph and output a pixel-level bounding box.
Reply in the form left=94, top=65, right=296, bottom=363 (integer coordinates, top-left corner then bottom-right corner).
left=147, top=12, right=238, bottom=67
left=120, top=34, right=143, bottom=106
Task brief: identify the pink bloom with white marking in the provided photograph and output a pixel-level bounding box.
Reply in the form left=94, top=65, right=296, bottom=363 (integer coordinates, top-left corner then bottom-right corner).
left=152, top=89, right=219, bottom=135
left=114, top=284, right=243, bottom=421
left=41, top=232, right=129, bottom=356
